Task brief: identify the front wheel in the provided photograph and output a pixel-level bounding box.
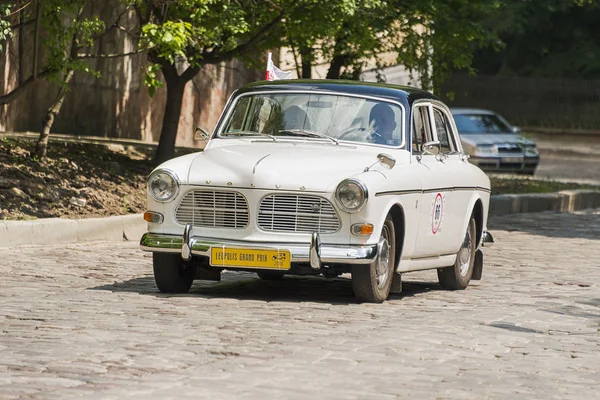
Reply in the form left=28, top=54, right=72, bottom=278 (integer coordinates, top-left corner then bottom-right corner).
left=352, top=215, right=396, bottom=303
left=153, top=253, right=195, bottom=293
left=437, top=217, right=477, bottom=290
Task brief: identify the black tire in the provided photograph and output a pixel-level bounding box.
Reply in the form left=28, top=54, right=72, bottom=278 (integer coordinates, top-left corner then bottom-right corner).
left=153, top=253, right=195, bottom=293
left=352, top=214, right=396, bottom=303
left=437, top=217, right=477, bottom=290
left=256, top=271, right=285, bottom=280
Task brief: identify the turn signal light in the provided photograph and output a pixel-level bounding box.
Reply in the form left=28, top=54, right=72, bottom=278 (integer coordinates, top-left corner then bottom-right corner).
left=351, top=223, right=374, bottom=236
left=144, top=211, right=164, bottom=224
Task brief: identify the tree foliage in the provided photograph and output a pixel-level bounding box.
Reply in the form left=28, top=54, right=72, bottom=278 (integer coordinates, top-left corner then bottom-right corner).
left=470, top=0, right=600, bottom=78
left=134, top=0, right=294, bottom=164
left=0, top=3, right=14, bottom=50
left=0, top=0, right=507, bottom=164
left=0, top=0, right=139, bottom=158
left=276, top=0, right=500, bottom=90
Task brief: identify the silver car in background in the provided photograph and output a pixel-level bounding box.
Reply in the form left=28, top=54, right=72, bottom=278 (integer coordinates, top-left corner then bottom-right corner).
left=451, top=108, right=540, bottom=175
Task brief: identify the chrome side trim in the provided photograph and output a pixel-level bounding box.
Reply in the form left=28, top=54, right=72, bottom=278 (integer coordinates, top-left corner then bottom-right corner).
left=481, top=230, right=495, bottom=247
left=140, top=233, right=378, bottom=265
left=376, top=186, right=491, bottom=197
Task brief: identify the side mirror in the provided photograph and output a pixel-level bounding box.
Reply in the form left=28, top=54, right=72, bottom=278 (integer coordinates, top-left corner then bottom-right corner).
left=194, top=127, right=210, bottom=142
left=422, top=140, right=441, bottom=155
left=512, top=126, right=521, bottom=134
left=377, top=153, right=396, bottom=170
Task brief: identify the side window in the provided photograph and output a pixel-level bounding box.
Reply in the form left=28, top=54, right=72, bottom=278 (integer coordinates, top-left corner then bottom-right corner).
left=433, top=108, right=456, bottom=154
left=412, top=105, right=433, bottom=154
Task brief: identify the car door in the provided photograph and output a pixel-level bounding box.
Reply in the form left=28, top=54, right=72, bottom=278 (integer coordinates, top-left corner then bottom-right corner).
left=430, top=103, right=473, bottom=252
left=411, top=102, right=456, bottom=258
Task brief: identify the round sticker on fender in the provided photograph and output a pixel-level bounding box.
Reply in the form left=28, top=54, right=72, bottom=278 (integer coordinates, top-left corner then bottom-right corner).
left=431, top=192, right=444, bottom=234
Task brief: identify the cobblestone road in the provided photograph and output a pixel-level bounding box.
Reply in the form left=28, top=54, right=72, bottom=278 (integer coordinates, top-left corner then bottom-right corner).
left=1, top=211, right=599, bottom=399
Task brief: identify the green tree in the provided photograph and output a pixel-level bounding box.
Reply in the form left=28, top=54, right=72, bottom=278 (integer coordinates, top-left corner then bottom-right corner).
left=0, top=0, right=141, bottom=159
left=469, top=0, right=600, bottom=78
left=281, top=0, right=499, bottom=90
left=278, top=0, right=360, bottom=78
left=135, top=0, right=290, bottom=165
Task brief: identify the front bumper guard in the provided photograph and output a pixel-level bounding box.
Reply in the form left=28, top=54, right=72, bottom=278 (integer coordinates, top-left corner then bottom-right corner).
left=140, top=226, right=378, bottom=269
left=481, top=230, right=494, bottom=247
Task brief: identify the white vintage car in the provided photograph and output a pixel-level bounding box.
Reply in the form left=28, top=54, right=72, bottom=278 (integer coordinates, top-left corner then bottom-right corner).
left=140, top=80, right=494, bottom=303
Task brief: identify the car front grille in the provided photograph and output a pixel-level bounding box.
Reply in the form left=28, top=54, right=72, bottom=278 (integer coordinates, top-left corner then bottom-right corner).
left=496, top=144, right=523, bottom=154
left=258, top=194, right=340, bottom=233
left=175, top=190, right=249, bottom=228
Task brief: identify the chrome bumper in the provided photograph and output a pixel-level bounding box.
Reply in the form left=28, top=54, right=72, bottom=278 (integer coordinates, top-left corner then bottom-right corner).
left=481, top=230, right=495, bottom=247
left=140, top=231, right=378, bottom=267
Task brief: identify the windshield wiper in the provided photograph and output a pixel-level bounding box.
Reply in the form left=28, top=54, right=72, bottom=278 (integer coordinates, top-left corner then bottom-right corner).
left=278, top=129, right=339, bottom=145
left=223, top=131, right=277, bottom=141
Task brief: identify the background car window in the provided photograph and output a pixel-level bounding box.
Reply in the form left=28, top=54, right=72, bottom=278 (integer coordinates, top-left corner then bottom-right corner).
left=412, top=105, right=432, bottom=154
left=433, top=108, right=455, bottom=154
left=453, top=113, right=513, bottom=133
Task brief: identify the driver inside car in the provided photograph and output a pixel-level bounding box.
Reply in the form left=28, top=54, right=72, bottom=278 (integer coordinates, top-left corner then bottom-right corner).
left=368, top=102, right=398, bottom=145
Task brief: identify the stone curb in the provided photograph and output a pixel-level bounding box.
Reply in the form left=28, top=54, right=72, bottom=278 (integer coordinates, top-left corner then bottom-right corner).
left=0, top=214, right=146, bottom=248
left=489, top=190, right=600, bottom=216
left=0, top=190, right=599, bottom=247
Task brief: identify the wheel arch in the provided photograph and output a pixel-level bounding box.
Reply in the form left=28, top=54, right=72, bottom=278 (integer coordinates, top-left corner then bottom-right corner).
left=472, top=198, right=484, bottom=248
left=388, top=204, right=405, bottom=271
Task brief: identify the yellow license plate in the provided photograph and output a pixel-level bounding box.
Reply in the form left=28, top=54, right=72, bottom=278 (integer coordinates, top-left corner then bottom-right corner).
left=210, top=247, right=291, bottom=270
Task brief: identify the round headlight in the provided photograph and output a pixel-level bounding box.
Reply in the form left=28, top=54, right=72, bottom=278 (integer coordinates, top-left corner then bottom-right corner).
left=335, top=179, right=368, bottom=212
left=148, top=169, right=179, bottom=202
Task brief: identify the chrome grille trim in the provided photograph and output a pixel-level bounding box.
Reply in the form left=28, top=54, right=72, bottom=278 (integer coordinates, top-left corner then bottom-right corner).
left=175, top=190, right=249, bottom=228
left=258, top=194, right=340, bottom=233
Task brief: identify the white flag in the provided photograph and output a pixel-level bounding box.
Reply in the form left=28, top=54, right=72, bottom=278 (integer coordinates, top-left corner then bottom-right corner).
left=266, top=52, right=292, bottom=81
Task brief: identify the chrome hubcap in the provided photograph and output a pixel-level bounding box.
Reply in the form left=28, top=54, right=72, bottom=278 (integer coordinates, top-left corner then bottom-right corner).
left=376, top=225, right=391, bottom=288
left=458, top=226, right=472, bottom=276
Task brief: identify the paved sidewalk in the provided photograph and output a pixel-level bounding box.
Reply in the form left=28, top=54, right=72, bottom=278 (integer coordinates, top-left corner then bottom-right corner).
left=0, top=210, right=598, bottom=399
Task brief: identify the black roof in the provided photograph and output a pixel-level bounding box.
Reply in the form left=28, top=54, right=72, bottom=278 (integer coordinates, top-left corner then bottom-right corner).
left=237, top=79, right=439, bottom=105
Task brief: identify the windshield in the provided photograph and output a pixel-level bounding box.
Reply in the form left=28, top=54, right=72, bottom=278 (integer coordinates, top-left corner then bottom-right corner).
left=453, top=113, right=513, bottom=134
left=219, top=92, right=404, bottom=147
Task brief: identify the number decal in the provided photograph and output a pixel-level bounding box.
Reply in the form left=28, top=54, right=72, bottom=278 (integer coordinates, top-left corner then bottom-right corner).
left=431, top=192, right=444, bottom=235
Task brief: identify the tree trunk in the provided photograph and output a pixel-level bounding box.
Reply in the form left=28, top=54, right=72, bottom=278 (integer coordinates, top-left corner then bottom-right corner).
left=299, top=46, right=312, bottom=79
left=18, top=9, right=25, bottom=84
left=33, top=0, right=41, bottom=79
left=153, top=63, right=196, bottom=166
left=326, top=29, right=352, bottom=80
left=35, top=69, right=74, bottom=159
left=326, top=54, right=348, bottom=80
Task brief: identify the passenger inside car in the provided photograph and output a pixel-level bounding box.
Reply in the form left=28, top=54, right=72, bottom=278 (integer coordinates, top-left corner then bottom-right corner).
left=369, top=103, right=398, bottom=145
left=284, top=105, right=311, bottom=130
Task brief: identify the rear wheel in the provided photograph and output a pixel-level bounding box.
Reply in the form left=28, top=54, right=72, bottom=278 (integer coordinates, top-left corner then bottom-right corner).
left=437, top=217, right=476, bottom=290
left=352, top=215, right=396, bottom=303
left=153, top=253, right=195, bottom=293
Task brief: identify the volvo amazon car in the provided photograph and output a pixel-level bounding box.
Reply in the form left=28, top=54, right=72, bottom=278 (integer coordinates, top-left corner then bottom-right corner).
left=140, top=80, right=495, bottom=303
left=451, top=108, right=540, bottom=175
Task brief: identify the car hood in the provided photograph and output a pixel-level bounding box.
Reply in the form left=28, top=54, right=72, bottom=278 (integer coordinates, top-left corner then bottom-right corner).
left=460, top=133, right=535, bottom=146
left=185, top=142, right=388, bottom=192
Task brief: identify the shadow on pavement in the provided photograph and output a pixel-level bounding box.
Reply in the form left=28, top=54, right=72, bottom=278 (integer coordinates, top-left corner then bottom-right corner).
left=488, top=210, right=600, bottom=240
left=90, top=273, right=439, bottom=304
